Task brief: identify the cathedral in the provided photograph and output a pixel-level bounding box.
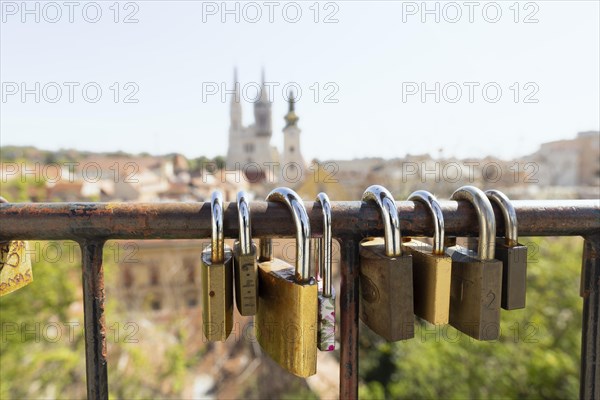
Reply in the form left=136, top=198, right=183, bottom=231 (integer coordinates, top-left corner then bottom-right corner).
left=226, top=70, right=306, bottom=183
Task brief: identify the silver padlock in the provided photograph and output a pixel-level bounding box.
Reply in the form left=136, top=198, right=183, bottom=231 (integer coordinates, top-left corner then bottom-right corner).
left=233, top=191, right=258, bottom=316
left=315, top=192, right=336, bottom=351
left=485, top=190, right=527, bottom=310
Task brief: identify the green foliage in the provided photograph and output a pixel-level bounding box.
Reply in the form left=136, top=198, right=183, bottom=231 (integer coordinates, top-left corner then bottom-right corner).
left=0, top=241, right=85, bottom=399
left=0, top=240, right=196, bottom=398
left=214, top=156, right=226, bottom=170
left=359, top=237, right=583, bottom=399
left=102, top=246, right=190, bottom=399
left=188, top=155, right=227, bottom=173
left=280, top=386, right=319, bottom=400
left=1, top=172, right=46, bottom=202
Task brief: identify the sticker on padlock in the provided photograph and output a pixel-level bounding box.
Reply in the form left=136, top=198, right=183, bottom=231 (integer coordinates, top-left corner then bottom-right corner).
left=0, top=240, right=33, bottom=296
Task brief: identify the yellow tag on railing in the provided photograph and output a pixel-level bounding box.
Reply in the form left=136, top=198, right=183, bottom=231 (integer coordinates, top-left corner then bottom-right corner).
left=0, top=241, right=33, bottom=296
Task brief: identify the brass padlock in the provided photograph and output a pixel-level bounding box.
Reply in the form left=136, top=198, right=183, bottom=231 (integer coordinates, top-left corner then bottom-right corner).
left=0, top=241, right=33, bottom=296
left=256, top=187, right=318, bottom=377
left=233, top=191, right=258, bottom=316
left=359, top=185, right=414, bottom=341
left=485, top=190, right=527, bottom=310
left=0, top=197, right=33, bottom=296
left=201, top=191, right=234, bottom=341
left=447, top=186, right=503, bottom=341
left=402, top=190, right=452, bottom=325
left=315, top=192, right=336, bottom=351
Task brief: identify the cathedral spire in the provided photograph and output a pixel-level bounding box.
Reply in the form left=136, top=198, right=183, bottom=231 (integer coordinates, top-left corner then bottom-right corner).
left=284, top=90, right=299, bottom=128
left=230, top=67, right=242, bottom=130
left=233, top=67, right=240, bottom=101
left=258, top=67, right=269, bottom=103
left=254, top=69, right=272, bottom=136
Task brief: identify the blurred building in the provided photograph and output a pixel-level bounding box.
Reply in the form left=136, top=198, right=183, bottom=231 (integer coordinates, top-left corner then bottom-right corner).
left=112, top=240, right=202, bottom=316
left=528, top=131, right=600, bottom=187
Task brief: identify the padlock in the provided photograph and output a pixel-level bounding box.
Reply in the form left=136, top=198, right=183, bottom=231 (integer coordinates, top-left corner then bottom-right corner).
left=402, top=190, right=452, bottom=325
left=359, top=185, right=414, bottom=341
left=0, top=241, right=33, bottom=296
left=447, top=186, right=503, bottom=341
left=485, top=190, right=527, bottom=310
left=255, top=187, right=318, bottom=377
left=233, top=191, right=258, bottom=316
left=315, top=192, right=336, bottom=351
left=201, top=191, right=234, bottom=341
left=0, top=197, right=33, bottom=296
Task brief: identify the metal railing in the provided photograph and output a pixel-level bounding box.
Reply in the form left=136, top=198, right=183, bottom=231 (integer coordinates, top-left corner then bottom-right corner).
left=0, top=199, right=598, bottom=399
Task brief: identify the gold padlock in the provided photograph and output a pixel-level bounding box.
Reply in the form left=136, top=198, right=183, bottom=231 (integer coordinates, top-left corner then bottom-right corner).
left=359, top=185, right=414, bottom=341
left=201, top=191, right=234, bottom=341
left=256, top=187, right=318, bottom=377
left=0, top=197, right=33, bottom=296
left=233, top=191, right=258, bottom=316
left=0, top=241, right=33, bottom=296
left=447, top=186, right=503, bottom=341
left=402, top=190, right=452, bottom=325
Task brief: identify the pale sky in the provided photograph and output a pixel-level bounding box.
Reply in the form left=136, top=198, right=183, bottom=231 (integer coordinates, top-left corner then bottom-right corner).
left=1, top=1, right=598, bottom=161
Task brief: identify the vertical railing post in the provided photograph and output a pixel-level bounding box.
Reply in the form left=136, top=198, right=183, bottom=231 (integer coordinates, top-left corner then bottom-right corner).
left=339, top=237, right=360, bottom=399
left=80, top=239, right=109, bottom=400
left=580, top=234, right=599, bottom=400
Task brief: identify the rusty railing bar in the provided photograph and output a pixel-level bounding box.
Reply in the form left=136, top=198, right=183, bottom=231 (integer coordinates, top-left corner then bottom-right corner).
left=339, top=237, right=360, bottom=400
left=0, top=200, right=598, bottom=240
left=80, top=239, right=109, bottom=400
left=580, top=234, right=599, bottom=400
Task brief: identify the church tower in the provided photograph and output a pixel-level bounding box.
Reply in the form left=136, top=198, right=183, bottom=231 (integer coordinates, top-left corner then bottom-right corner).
left=226, top=68, right=244, bottom=169
left=281, top=91, right=305, bottom=181
left=253, top=69, right=272, bottom=137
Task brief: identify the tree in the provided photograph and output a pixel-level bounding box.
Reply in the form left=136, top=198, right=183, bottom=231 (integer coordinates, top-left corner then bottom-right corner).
left=214, top=156, right=226, bottom=170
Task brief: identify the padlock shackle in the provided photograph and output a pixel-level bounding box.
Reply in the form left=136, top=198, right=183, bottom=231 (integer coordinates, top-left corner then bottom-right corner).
left=408, top=190, right=445, bottom=255
left=311, top=237, right=321, bottom=279
left=362, top=185, right=402, bottom=257
left=485, top=189, right=519, bottom=247
left=259, top=237, right=273, bottom=261
left=451, top=186, right=496, bottom=261
left=266, top=188, right=312, bottom=283
left=236, top=191, right=252, bottom=255
left=210, top=191, right=225, bottom=263
left=316, top=192, right=333, bottom=297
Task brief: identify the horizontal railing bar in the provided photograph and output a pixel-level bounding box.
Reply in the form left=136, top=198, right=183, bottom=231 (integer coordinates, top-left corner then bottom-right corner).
left=0, top=200, right=598, bottom=241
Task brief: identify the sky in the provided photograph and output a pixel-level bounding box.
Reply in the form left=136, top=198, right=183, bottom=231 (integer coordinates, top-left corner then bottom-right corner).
left=1, top=1, right=599, bottom=161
